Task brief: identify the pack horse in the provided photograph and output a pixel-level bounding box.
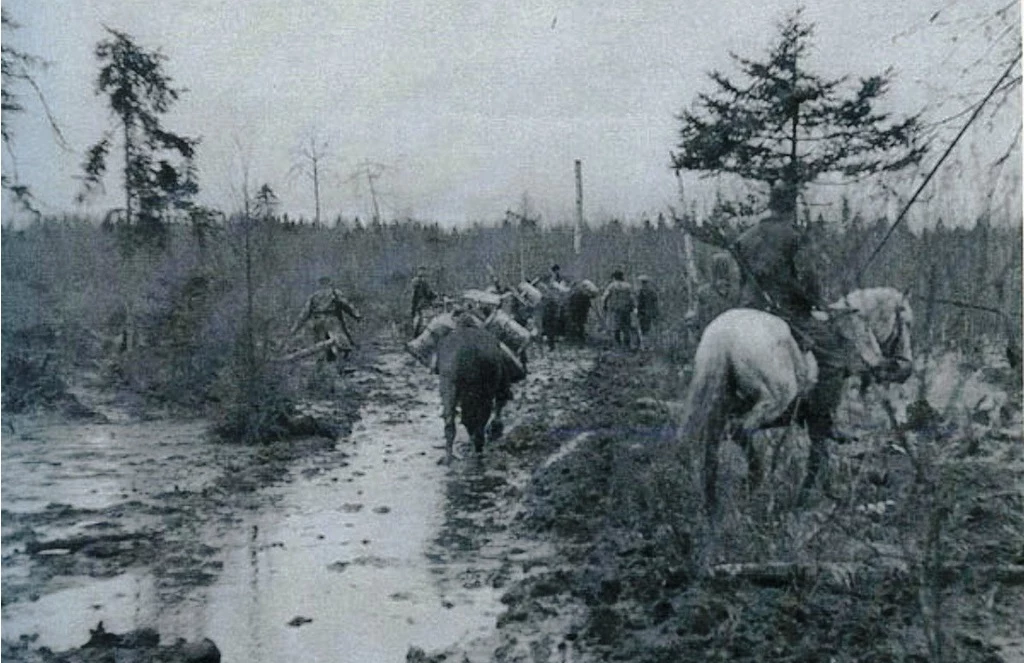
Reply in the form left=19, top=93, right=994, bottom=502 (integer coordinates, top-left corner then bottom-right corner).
left=677, top=287, right=914, bottom=513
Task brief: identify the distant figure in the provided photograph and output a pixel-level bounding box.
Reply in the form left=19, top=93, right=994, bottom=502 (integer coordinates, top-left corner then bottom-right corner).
left=410, top=266, right=437, bottom=336
left=687, top=252, right=739, bottom=333
left=290, top=276, right=362, bottom=362
left=636, top=275, right=660, bottom=336
left=601, top=270, right=637, bottom=348
left=485, top=265, right=509, bottom=296
left=549, top=264, right=567, bottom=287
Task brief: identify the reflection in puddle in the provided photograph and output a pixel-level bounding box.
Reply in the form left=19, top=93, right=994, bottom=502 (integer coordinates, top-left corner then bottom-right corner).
left=2, top=351, right=503, bottom=661
left=2, top=572, right=154, bottom=651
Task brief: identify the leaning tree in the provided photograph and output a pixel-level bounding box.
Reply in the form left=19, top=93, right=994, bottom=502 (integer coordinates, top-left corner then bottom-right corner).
left=671, top=8, right=927, bottom=214
left=1, top=8, right=68, bottom=215
left=78, top=27, right=199, bottom=249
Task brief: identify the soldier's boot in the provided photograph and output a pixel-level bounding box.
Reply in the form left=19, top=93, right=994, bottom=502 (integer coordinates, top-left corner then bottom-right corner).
left=796, top=316, right=853, bottom=445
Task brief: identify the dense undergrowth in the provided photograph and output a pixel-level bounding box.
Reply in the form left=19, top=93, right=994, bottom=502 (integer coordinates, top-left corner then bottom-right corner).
left=511, top=350, right=1022, bottom=662
left=2, top=211, right=1020, bottom=442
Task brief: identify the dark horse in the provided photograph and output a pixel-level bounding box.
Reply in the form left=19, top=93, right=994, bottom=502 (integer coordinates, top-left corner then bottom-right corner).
left=565, top=287, right=595, bottom=343
left=536, top=285, right=569, bottom=351
left=677, top=288, right=913, bottom=514
left=536, top=282, right=596, bottom=349
left=437, top=327, right=526, bottom=463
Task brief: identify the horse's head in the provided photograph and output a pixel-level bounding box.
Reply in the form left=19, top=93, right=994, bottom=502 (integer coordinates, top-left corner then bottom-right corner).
left=833, top=288, right=914, bottom=384
left=828, top=302, right=884, bottom=373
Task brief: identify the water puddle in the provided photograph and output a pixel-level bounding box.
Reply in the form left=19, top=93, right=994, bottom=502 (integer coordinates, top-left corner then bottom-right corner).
left=2, top=349, right=506, bottom=660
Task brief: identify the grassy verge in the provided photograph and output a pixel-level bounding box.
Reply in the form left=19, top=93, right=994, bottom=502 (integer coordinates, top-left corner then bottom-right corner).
left=510, top=349, right=1023, bottom=662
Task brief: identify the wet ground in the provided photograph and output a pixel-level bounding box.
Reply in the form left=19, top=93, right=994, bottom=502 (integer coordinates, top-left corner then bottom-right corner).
left=4, top=336, right=1021, bottom=662
left=1, top=335, right=596, bottom=661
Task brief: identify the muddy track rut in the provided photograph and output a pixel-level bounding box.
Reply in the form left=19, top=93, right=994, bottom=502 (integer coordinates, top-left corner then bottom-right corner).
left=1, top=335, right=598, bottom=662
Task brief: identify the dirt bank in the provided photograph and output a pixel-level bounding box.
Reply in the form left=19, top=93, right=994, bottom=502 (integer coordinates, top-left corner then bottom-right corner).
left=420, top=348, right=1024, bottom=663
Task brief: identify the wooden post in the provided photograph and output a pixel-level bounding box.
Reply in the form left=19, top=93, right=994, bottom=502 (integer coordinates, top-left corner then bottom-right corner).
left=574, top=159, right=583, bottom=255
left=676, top=171, right=699, bottom=316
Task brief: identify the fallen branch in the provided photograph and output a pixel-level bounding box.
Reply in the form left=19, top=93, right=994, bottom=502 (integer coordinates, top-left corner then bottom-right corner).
left=277, top=339, right=349, bottom=363
left=705, top=561, right=1024, bottom=589
left=635, top=397, right=686, bottom=420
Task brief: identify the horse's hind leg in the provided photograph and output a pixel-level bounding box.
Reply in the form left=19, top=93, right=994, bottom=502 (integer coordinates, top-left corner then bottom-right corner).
left=733, top=429, right=764, bottom=495
left=736, top=384, right=796, bottom=491
left=487, top=393, right=508, bottom=441
left=798, top=422, right=830, bottom=505
left=704, top=434, right=723, bottom=516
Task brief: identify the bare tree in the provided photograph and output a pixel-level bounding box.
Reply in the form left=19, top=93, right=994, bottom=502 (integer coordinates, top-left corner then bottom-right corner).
left=346, top=159, right=393, bottom=225
left=289, top=128, right=333, bottom=227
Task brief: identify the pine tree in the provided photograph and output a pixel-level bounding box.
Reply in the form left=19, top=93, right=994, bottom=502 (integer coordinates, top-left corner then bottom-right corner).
left=671, top=9, right=926, bottom=209
left=78, top=27, right=199, bottom=249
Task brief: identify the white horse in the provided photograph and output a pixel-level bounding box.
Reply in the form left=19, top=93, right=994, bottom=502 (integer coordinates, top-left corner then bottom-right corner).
left=678, top=287, right=913, bottom=513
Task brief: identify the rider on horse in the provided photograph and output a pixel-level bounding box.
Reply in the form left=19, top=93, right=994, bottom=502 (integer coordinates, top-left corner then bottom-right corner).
left=732, top=181, right=848, bottom=442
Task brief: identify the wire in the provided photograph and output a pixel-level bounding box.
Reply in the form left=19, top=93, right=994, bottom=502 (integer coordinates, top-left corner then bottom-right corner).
left=856, top=50, right=1022, bottom=282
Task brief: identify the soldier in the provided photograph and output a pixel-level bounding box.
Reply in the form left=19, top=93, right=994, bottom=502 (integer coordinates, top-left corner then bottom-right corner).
left=485, top=265, right=509, bottom=296
left=410, top=266, right=437, bottom=336
left=601, top=270, right=637, bottom=348
left=731, top=180, right=847, bottom=442
left=549, top=264, right=567, bottom=287
left=686, top=252, right=739, bottom=333
left=636, top=275, right=660, bottom=336
left=289, top=276, right=362, bottom=362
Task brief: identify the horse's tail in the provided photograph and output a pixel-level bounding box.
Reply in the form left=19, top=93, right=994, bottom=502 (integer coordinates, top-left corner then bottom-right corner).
left=678, top=332, right=730, bottom=447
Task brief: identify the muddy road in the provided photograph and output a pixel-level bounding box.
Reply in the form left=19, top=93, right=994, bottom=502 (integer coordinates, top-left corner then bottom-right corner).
left=1, top=335, right=595, bottom=661
left=5, top=335, right=1021, bottom=663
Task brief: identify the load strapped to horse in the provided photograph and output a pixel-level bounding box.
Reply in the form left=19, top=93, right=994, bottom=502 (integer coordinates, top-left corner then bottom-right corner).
left=677, top=287, right=914, bottom=514
left=405, top=290, right=530, bottom=380
left=405, top=288, right=533, bottom=463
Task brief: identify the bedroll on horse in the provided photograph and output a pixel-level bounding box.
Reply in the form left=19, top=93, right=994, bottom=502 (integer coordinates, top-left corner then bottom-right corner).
left=406, top=309, right=526, bottom=379
left=518, top=281, right=544, bottom=307
left=406, top=311, right=481, bottom=367
left=484, top=309, right=533, bottom=354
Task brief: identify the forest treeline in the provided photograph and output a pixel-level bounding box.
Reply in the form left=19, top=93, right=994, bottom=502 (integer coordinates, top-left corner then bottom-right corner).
left=2, top=209, right=1020, bottom=420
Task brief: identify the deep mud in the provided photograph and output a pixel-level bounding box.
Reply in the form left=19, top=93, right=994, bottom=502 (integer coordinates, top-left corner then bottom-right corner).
left=420, top=348, right=1024, bottom=663
left=4, top=334, right=1022, bottom=663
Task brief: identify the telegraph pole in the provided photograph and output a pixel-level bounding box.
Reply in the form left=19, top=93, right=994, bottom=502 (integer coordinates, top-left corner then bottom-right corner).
left=573, top=159, right=583, bottom=255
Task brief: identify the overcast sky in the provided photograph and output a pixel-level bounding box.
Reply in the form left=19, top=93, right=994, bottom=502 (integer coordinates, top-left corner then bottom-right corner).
left=1, top=0, right=1020, bottom=227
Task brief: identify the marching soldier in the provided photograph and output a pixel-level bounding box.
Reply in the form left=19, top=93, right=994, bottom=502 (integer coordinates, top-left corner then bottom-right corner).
left=290, top=276, right=362, bottom=362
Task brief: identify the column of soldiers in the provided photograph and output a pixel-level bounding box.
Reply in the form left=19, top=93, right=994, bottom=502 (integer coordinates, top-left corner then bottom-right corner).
left=289, top=180, right=831, bottom=378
